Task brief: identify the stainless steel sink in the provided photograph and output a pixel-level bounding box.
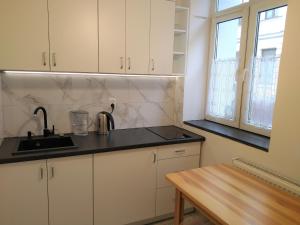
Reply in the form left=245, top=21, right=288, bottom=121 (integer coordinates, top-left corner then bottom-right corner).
left=14, top=136, right=77, bottom=155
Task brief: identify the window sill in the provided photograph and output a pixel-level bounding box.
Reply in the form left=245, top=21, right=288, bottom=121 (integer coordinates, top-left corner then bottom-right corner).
left=184, top=120, right=270, bottom=152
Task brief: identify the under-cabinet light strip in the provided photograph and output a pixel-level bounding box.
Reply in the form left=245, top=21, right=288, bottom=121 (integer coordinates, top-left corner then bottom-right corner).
left=2, top=70, right=183, bottom=78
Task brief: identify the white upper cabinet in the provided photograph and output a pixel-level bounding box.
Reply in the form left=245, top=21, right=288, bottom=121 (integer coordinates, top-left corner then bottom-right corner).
left=47, top=155, right=93, bottom=225
left=0, top=0, right=50, bottom=71
left=0, top=160, right=48, bottom=225
left=150, top=0, right=175, bottom=75
left=126, top=0, right=151, bottom=74
left=48, top=0, right=98, bottom=72
left=99, top=0, right=126, bottom=73
left=1, top=0, right=177, bottom=75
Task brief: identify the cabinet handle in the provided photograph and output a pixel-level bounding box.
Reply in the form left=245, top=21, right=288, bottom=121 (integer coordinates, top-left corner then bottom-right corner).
left=120, top=57, right=124, bottom=70
left=153, top=152, right=157, bottom=163
left=50, top=166, right=55, bottom=178
left=175, top=149, right=186, bottom=154
left=151, top=58, right=155, bottom=71
left=52, top=53, right=57, bottom=67
left=42, top=52, right=47, bottom=66
left=127, top=57, right=131, bottom=70
left=40, top=167, right=44, bottom=180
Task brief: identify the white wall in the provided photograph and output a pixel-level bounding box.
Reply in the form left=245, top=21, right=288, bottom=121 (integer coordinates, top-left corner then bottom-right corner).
left=267, top=0, right=300, bottom=183
left=184, top=0, right=300, bottom=183
left=183, top=124, right=270, bottom=166
left=183, top=0, right=211, bottom=121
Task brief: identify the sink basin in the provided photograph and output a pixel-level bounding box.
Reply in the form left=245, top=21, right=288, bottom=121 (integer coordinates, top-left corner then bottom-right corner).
left=14, top=136, right=77, bottom=155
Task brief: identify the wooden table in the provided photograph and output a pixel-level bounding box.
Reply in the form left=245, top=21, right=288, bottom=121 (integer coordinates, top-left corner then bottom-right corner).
left=166, top=164, right=300, bottom=225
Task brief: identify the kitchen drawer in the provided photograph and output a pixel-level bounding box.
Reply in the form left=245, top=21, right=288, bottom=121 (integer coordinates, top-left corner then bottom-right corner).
left=157, top=155, right=200, bottom=188
left=156, top=186, right=193, bottom=216
left=157, top=143, right=201, bottom=160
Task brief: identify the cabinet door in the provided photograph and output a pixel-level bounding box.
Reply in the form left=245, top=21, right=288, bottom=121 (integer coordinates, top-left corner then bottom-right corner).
left=94, top=148, right=156, bottom=225
left=126, top=0, right=150, bottom=74
left=149, top=0, right=175, bottom=75
left=99, top=0, right=126, bottom=73
left=0, top=161, right=48, bottom=225
left=157, top=155, right=200, bottom=188
left=48, top=0, right=98, bottom=72
left=156, top=154, right=200, bottom=216
left=48, top=155, right=93, bottom=225
left=156, top=186, right=194, bottom=216
left=0, top=0, right=50, bottom=71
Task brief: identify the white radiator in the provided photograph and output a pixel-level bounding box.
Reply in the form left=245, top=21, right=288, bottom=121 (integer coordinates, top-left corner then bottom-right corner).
left=232, top=158, right=300, bottom=197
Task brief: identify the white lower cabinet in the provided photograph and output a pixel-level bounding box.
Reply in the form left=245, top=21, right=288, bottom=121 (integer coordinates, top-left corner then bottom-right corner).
left=94, top=148, right=157, bottom=225
left=0, top=160, right=48, bottom=225
left=157, top=155, right=200, bottom=188
left=47, top=155, right=93, bottom=225
left=0, top=155, right=93, bottom=225
left=156, top=186, right=194, bottom=216
left=156, top=142, right=201, bottom=216
left=0, top=142, right=201, bottom=225
left=93, top=143, right=201, bottom=225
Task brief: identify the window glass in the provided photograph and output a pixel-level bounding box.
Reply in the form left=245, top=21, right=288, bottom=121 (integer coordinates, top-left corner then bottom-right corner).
left=206, top=18, right=242, bottom=120
left=245, top=6, right=287, bottom=129
left=217, top=0, right=249, bottom=11
left=261, top=7, right=283, bottom=20
left=265, top=9, right=275, bottom=19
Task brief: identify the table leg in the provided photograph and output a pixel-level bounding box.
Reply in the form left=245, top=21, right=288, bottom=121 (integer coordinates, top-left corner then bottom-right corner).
left=174, top=189, right=184, bottom=225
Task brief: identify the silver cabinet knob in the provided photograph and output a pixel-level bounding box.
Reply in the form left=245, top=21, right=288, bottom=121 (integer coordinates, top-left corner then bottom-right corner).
left=151, top=58, right=155, bottom=71
left=42, top=52, right=47, bottom=66
left=127, top=57, right=131, bottom=70
left=152, top=152, right=157, bottom=163
left=50, top=166, right=55, bottom=178
left=52, top=53, right=57, bottom=67
left=120, top=57, right=124, bottom=70
left=40, top=167, right=44, bottom=180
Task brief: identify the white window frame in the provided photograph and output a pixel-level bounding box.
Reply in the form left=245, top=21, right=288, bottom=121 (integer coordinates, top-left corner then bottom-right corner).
left=205, top=4, right=249, bottom=128
left=205, top=0, right=288, bottom=136
left=240, top=0, right=288, bottom=136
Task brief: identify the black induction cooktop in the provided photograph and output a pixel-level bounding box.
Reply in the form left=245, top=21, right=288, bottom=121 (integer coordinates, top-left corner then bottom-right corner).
left=147, top=126, right=192, bottom=140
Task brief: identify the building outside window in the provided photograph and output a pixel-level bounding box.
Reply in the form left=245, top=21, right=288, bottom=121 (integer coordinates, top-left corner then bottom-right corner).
left=261, top=7, right=283, bottom=20
left=206, top=0, right=288, bottom=136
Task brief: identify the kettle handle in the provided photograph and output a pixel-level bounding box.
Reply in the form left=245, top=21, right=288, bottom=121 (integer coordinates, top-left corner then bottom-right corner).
left=100, top=111, right=115, bottom=130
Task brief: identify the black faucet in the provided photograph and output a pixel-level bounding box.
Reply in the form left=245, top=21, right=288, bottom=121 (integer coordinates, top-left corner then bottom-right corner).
left=33, top=106, right=54, bottom=137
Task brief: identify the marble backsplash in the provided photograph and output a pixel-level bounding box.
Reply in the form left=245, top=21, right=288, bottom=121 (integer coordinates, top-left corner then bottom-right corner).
left=0, top=73, right=184, bottom=137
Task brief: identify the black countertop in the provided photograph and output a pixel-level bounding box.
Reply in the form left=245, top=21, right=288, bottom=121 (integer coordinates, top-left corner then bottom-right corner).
left=0, top=126, right=205, bottom=164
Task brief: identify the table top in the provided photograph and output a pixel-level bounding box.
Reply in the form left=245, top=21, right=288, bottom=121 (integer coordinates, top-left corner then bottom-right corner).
left=166, top=164, right=300, bottom=225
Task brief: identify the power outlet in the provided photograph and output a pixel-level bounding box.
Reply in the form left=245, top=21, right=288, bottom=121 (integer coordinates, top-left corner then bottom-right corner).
left=109, top=97, right=117, bottom=110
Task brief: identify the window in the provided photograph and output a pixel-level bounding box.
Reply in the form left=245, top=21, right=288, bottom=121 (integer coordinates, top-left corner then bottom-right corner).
left=217, top=0, right=249, bottom=11
left=206, top=0, right=288, bottom=136
left=206, top=18, right=242, bottom=122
